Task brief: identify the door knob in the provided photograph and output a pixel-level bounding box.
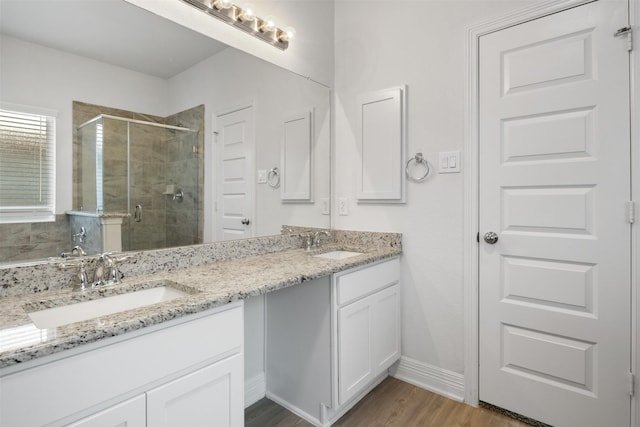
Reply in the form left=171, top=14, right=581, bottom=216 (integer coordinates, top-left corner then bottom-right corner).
left=483, top=231, right=499, bottom=244
left=241, top=218, right=250, bottom=225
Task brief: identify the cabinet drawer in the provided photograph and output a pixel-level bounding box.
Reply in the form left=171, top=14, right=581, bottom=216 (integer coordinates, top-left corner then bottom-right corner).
left=68, top=395, right=146, bottom=427
left=335, top=257, right=399, bottom=306
left=147, top=353, right=244, bottom=427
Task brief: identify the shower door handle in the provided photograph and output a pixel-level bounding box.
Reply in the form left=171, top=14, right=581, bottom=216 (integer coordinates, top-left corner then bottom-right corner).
left=134, top=204, right=142, bottom=222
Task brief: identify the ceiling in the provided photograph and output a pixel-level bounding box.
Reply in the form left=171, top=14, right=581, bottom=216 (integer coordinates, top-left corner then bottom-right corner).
left=0, top=0, right=229, bottom=79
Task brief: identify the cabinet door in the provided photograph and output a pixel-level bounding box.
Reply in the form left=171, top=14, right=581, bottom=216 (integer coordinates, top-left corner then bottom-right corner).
left=338, top=296, right=374, bottom=405
left=147, top=354, right=244, bottom=427
left=373, top=284, right=401, bottom=375
left=356, top=87, right=406, bottom=202
left=68, top=395, right=145, bottom=427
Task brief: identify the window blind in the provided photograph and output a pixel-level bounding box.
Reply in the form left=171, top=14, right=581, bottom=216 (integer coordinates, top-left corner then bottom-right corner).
left=0, top=108, right=56, bottom=222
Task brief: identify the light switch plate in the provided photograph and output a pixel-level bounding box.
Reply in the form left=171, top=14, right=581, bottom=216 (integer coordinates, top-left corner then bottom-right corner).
left=257, top=169, right=267, bottom=184
left=338, top=197, right=349, bottom=216
left=438, top=151, right=461, bottom=174
left=321, top=198, right=330, bottom=215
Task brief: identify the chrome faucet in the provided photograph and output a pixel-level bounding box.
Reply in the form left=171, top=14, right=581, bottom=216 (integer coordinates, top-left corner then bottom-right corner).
left=313, top=230, right=331, bottom=247
left=302, top=233, right=314, bottom=251
left=92, top=253, right=120, bottom=288
left=62, top=252, right=123, bottom=291
left=58, top=246, right=90, bottom=291
left=60, top=245, right=87, bottom=258
left=72, top=260, right=90, bottom=291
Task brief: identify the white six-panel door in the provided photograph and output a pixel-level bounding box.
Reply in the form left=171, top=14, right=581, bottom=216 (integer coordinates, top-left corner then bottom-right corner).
left=215, top=106, right=254, bottom=241
left=478, top=1, right=632, bottom=426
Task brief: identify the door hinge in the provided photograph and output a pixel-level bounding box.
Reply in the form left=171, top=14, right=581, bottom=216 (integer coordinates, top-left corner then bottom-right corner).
left=614, top=26, right=633, bottom=51
left=629, top=372, right=635, bottom=397
left=626, top=201, right=635, bottom=224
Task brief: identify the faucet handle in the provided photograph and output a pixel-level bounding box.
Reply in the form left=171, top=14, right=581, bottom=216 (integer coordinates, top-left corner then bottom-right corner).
left=59, top=259, right=90, bottom=291
left=300, top=233, right=313, bottom=251
left=114, top=254, right=132, bottom=263
left=281, top=225, right=295, bottom=234
left=313, top=230, right=331, bottom=247
left=60, top=245, right=87, bottom=258
left=99, top=252, right=127, bottom=285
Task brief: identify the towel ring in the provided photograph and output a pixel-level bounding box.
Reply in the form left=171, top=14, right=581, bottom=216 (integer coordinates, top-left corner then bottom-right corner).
left=405, top=152, right=430, bottom=183
left=267, top=167, right=280, bottom=188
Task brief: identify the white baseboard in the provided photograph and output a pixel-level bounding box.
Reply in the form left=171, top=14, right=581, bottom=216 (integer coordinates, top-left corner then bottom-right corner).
left=390, top=356, right=465, bottom=402
left=244, top=372, right=266, bottom=408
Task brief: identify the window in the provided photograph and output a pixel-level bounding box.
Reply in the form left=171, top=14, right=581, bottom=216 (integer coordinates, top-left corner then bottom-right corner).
left=0, top=104, right=56, bottom=223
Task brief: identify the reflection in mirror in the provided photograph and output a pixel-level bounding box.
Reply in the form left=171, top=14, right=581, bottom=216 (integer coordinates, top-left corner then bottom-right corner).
left=73, top=103, right=204, bottom=253
left=0, top=0, right=330, bottom=265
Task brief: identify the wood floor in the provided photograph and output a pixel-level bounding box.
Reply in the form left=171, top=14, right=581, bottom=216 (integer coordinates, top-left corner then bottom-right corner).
left=245, top=377, right=532, bottom=427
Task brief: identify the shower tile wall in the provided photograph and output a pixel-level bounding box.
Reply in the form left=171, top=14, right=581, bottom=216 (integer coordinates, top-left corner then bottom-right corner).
left=72, top=101, right=155, bottom=210
left=72, top=101, right=204, bottom=253
left=102, top=119, right=128, bottom=213
left=67, top=215, right=102, bottom=255
left=0, top=214, right=70, bottom=263
left=165, top=105, right=204, bottom=247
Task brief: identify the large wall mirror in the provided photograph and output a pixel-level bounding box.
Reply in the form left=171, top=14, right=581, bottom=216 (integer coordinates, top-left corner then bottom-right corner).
left=0, top=0, right=330, bottom=265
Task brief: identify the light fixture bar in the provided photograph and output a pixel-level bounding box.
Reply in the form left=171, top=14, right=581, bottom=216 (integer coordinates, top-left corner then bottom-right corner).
left=181, top=0, right=291, bottom=50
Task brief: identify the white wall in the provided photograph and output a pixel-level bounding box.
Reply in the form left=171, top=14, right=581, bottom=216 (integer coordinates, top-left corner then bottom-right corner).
left=125, top=0, right=335, bottom=87
left=0, top=34, right=169, bottom=214
left=333, top=0, right=534, bottom=376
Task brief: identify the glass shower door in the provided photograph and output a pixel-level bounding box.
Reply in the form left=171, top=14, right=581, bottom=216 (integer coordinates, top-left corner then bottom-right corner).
left=126, top=121, right=166, bottom=251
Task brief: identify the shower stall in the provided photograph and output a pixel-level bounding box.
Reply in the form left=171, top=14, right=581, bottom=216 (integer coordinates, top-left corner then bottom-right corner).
left=77, top=114, right=201, bottom=252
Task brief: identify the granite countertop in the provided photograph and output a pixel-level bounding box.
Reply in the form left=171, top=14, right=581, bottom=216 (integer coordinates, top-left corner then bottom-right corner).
left=0, top=243, right=401, bottom=369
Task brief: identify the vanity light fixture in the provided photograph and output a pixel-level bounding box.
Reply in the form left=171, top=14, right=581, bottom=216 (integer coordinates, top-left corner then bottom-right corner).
left=259, top=15, right=276, bottom=33
left=181, top=0, right=294, bottom=50
left=211, top=0, right=232, bottom=9
left=237, top=3, right=256, bottom=22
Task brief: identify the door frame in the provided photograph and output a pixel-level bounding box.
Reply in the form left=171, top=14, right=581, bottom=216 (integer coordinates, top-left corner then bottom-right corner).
left=212, top=102, right=256, bottom=241
left=463, top=0, right=640, bottom=424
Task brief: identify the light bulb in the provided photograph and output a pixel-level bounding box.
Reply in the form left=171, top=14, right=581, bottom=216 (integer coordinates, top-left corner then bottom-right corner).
left=259, top=15, right=276, bottom=32
left=238, top=3, right=256, bottom=22
left=278, top=26, right=296, bottom=42
left=211, top=0, right=232, bottom=10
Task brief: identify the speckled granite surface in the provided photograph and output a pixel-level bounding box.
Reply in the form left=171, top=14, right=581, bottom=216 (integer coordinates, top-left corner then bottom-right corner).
left=0, top=230, right=401, bottom=369
left=1, top=233, right=307, bottom=298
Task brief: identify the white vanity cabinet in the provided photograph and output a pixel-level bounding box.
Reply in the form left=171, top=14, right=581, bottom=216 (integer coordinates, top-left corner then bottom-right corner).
left=70, top=354, right=244, bottom=427
left=146, top=353, right=243, bottom=426
left=266, top=257, right=400, bottom=426
left=334, top=258, right=401, bottom=406
left=0, top=301, right=244, bottom=427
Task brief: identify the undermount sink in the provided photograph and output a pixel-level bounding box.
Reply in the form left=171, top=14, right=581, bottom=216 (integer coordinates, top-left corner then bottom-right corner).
left=27, top=285, right=189, bottom=329
left=313, top=250, right=363, bottom=260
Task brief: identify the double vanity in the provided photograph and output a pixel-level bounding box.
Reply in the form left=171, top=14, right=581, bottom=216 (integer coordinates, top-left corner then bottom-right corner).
left=0, top=230, right=401, bottom=427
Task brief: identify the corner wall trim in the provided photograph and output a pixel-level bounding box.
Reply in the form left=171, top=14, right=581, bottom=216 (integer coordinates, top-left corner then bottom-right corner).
left=390, top=356, right=465, bottom=402
left=244, top=372, right=266, bottom=408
